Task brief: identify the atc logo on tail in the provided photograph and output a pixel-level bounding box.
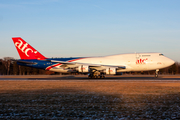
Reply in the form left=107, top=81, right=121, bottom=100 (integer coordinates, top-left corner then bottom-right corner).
left=12, top=37, right=46, bottom=60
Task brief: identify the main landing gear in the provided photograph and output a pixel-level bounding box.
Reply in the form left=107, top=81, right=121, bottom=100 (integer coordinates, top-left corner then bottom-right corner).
left=88, top=71, right=105, bottom=79
left=88, top=75, right=105, bottom=79
left=155, top=69, right=159, bottom=78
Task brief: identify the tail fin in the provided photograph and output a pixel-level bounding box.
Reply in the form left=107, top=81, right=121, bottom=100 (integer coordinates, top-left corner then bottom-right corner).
left=12, top=37, right=47, bottom=60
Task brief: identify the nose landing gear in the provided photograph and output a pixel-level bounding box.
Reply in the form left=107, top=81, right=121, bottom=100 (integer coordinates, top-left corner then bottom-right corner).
left=155, top=69, right=159, bottom=78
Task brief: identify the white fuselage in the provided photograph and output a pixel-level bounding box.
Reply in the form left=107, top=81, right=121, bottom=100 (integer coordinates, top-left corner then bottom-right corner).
left=12, top=37, right=175, bottom=75
left=67, top=53, right=174, bottom=72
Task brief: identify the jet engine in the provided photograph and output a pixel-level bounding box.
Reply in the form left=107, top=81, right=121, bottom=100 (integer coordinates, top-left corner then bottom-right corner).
left=49, top=67, right=73, bottom=73
left=78, top=65, right=89, bottom=73
left=105, top=67, right=116, bottom=75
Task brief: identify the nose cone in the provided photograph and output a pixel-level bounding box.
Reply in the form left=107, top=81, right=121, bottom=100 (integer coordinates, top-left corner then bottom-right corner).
left=170, top=59, right=175, bottom=65
left=166, top=58, right=175, bottom=66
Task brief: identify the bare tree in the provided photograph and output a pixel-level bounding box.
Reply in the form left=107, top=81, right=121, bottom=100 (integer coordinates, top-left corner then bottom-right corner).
left=13, top=61, right=19, bottom=75
left=2, top=57, right=14, bottom=75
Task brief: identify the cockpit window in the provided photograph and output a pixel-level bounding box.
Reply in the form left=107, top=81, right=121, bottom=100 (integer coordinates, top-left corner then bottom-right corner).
left=159, top=54, right=164, bottom=56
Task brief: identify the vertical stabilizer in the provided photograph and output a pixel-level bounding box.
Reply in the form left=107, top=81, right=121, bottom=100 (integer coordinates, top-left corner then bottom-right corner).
left=12, top=37, right=47, bottom=60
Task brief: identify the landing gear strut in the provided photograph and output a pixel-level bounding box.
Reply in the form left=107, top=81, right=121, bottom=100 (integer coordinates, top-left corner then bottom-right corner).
left=155, top=69, right=159, bottom=78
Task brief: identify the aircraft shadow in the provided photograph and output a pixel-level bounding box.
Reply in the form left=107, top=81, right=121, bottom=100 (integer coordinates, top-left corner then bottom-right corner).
left=0, top=87, right=180, bottom=119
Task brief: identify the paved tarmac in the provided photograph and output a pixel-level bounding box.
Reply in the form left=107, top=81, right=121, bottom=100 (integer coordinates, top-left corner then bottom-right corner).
left=0, top=75, right=180, bottom=81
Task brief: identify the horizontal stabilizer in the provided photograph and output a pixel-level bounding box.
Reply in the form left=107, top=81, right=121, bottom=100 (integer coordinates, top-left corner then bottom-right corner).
left=16, top=60, right=37, bottom=64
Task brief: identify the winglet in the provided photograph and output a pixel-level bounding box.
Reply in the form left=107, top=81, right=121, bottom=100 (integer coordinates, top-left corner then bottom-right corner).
left=12, top=37, right=47, bottom=60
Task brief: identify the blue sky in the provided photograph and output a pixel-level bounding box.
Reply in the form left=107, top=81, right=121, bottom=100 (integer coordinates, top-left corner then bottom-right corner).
left=1, top=0, right=180, bottom=61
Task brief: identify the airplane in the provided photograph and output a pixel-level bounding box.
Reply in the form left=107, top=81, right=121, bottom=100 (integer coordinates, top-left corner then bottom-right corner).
left=12, top=37, right=175, bottom=78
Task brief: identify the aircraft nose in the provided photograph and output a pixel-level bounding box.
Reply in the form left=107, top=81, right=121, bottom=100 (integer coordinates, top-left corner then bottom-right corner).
left=167, top=59, right=175, bottom=66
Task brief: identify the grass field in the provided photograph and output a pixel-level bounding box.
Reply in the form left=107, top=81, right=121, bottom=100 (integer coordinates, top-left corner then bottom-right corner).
left=0, top=80, right=180, bottom=119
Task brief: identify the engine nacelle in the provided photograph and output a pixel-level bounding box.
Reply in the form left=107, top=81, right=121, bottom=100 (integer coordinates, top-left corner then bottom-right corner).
left=49, top=68, right=73, bottom=73
left=105, top=67, right=116, bottom=75
left=78, top=65, right=89, bottom=73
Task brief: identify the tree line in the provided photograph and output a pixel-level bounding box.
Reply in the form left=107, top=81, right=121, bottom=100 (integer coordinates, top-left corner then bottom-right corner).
left=0, top=57, right=179, bottom=75
left=0, top=57, right=52, bottom=75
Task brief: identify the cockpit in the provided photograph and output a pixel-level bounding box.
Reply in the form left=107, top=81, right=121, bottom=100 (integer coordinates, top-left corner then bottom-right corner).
left=159, top=54, right=164, bottom=56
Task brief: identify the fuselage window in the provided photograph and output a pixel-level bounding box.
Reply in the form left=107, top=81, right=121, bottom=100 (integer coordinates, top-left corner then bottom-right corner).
left=142, top=55, right=151, bottom=57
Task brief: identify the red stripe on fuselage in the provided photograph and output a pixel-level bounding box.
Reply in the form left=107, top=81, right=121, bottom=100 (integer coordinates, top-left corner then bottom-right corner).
left=46, top=63, right=62, bottom=70
left=67, top=58, right=86, bottom=62
left=46, top=58, right=86, bottom=70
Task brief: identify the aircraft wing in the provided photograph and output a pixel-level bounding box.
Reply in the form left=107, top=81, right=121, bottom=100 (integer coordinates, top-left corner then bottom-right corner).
left=48, top=60, right=126, bottom=69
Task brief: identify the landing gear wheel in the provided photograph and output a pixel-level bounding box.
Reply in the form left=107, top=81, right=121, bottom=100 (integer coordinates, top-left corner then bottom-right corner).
left=88, top=72, right=105, bottom=79
left=155, top=74, right=158, bottom=78
left=101, top=75, right=105, bottom=79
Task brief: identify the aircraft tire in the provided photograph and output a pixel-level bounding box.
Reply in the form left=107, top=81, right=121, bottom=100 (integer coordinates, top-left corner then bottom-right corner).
left=155, top=74, right=158, bottom=78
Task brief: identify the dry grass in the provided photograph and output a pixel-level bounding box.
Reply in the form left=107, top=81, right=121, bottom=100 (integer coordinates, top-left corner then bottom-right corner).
left=1, top=80, right=180, bottom=94
left=0, top=80, right=180, bottom=119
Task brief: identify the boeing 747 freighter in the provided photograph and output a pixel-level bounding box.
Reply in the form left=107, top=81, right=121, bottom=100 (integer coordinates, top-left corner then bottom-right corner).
left=12, top=37, right=175, bottom=78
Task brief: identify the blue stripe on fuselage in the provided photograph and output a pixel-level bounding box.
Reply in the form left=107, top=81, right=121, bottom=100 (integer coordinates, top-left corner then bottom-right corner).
left=17, top=59, right=53, bottom=69
left=16, top=57, right=84, bottom=70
